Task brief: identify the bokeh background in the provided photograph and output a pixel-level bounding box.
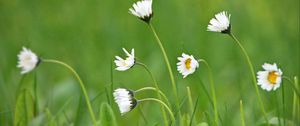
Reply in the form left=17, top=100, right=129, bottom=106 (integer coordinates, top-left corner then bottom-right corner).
left=0, top=0, right=299, bottom=125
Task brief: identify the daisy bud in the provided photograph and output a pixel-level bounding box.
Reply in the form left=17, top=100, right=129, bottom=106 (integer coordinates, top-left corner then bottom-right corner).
left=113, top=88, right=137, bottom=115
left=257, top=63, right=283, bottom=91
left=17, top=47, right=40, bottom=74
left=129, top=0, right=153, bottom=23
left=207, top=11, right=231, bottom=34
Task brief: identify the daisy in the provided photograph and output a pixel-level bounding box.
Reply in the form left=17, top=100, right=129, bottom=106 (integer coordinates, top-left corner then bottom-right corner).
left=114, top=48, right=135, bottom=71
left=207, top=11, right=231, bottom=34
left=17, top=47, right=40, bottom=74
left=129, top=0, right=153, bottom=23
left=257, top=63, right=283, bottom=91
left=113, top=88, right=137, bottom=115
left=177, top=53, right=199, bottom=78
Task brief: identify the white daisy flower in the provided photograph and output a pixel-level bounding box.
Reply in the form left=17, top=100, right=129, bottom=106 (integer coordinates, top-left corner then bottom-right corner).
left=114, top=48, right=135, bottom=71
left=177, top=53, right=199, bottom=78
left=113, top=88, right=137, bottom=115
left=207, top=11, right=231, bottom=33
left=17, top=47, right=40, bottom=74
left=129, top=0, right=153, bottom=23
left=257, top=63, right=283, bottom=91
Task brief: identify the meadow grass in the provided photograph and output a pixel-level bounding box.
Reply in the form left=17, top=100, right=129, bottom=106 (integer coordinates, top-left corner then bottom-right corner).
left=0, top=0, right=299, bottom=125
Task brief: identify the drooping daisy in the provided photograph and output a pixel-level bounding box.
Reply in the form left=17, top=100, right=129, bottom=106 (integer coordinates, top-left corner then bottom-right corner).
left=17, top=47, right=40, bottom=74
left=207, top=11, right=231, bottom=34
left=114, top=48, right=135, bottom=71
left=113, top=88, right=137, bottom=115
left=177, top=53, right=199, bottom=78
left=129, top=0, right=153, bottom=23
left=257, top=63, right=283, bottom=91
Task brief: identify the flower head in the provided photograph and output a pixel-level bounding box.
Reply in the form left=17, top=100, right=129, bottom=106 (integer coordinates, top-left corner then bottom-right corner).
left=113, top=88, right=137, bottom=115
left=114, top=48, right=135, bottom=71
left=257, top=63, right=283, bottom=91
left=207, top=11, right=231, bottom=34
left=177, top=53, right=199, bottom=78
left=129, top=0, right=153, bottom=23
left=17, top=47, right=40, bottom=74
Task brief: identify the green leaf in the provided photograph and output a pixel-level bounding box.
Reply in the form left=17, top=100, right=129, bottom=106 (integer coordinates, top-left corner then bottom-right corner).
left=99, top=102, right=117, bottom=126
left=45, top=108, right=57, bottom=126
left=14, top=90, right=34, bottom=126
left=196, top=122, right=209, bottom=126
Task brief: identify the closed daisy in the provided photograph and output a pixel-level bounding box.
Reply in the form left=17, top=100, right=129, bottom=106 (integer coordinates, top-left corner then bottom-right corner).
left=114, top=48, right=135, bottom=71
left=113, top=88, right=137, bottom=115
left=257, top=63, right=283, bottom=91
left=17, top=47, right=40, bottom=74
left=207, top=11, right=231, bottom=34
left=177, top=53, right=199, bottom=78
left=129, top=0, right=153, bottom=23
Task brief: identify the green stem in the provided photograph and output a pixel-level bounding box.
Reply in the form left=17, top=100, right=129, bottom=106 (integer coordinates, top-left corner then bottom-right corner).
left=282, top=76, right=300, bottom=97
left=239, top=100, right=246, bottom=126
left=136, top=62, right=169, bottom=126
left=34, top=72, right=39, bottom=116
left=281, top=79, right=285, bottom=126
left=229, top=33, right=269, bottom=125
left=42, top=59, right=97, bottom=126
left=198, top=59, right=219, bottom=126
left=138, top=98, right=175, bottom=124
left=149, top=23, right=181, bottom=117
left=135, top=87, right=171, bottom=107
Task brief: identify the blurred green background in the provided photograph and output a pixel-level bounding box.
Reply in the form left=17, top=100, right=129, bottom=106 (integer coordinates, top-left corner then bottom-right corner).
left=0, top=0, right=299, bottom=125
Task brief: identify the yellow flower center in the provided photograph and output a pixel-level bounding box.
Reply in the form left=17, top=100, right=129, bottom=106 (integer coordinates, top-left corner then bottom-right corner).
left=268, top=71, right=278, bottom=84
left=185, top=58, right=192, bottom=70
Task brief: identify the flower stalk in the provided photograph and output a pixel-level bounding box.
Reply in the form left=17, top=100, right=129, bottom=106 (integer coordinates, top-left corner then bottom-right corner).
left=138, top=98, right=175, bottom=124
left=283, top=76, right=300, bottom=97
left=135, top=86, right=171, bottom=107
left=197, top=59, right=219, bottom=126
left=148, top=23, right=181, bottom=117
left=228, top=33, right=269, bottom=125
left=136, top=62, right=170, bottom=125
left=42, top=59, right=97, bottom=126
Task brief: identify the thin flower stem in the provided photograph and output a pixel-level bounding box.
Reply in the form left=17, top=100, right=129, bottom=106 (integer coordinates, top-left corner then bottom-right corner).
left=239, top=100, right=246, bottom=126
left=136, top=62, right=169, bottom=126
left=282, top=76, right=300, bottom=97
left=135, top=87, right=171, bottom=107
left=33, top=72, right=39, bottom=116
left=281, top=79, right=285, bottom=126
left=138, top=98, right=175, bottom=124
left=42, top=59, right=97, bottom=126
left=148, top=23, right=181, bottom=116
left=229, top=33, right=269, bottom=125
left=197, top=59, right=219, bottom=126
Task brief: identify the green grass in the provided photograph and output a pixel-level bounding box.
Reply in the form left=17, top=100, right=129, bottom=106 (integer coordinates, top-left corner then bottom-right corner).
left=0, top=0, right=299, bottom=125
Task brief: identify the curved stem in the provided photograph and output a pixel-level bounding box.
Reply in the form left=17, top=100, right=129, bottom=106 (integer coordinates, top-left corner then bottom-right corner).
left=229, top=33, right=269, bottom=125
left=42, top=59, right=97, bottom=126
left=135, top=87, right=171, bottom=107
left=283, top=76, right=300, bottom=97
left=198, top=59, right=219, bottom=126
left=239, top=100, right=246, bottom=126
left=138, top=98, right=175, bottom=124
left=136, top=62, right=169, bottom=125
left=148, top=23, right=181, bottom=116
